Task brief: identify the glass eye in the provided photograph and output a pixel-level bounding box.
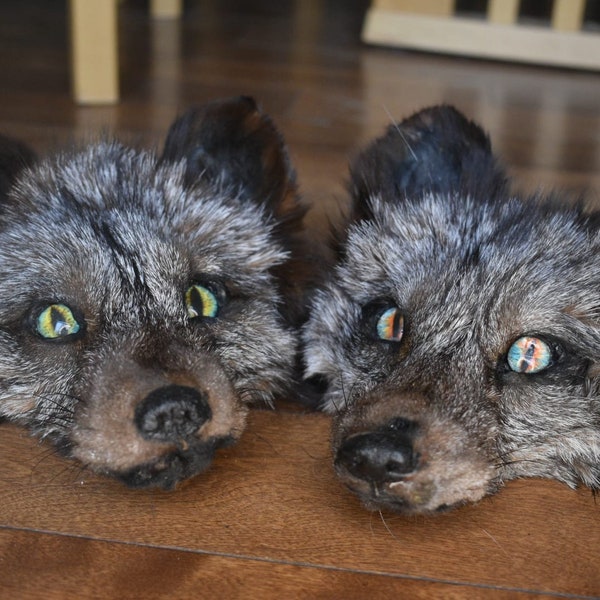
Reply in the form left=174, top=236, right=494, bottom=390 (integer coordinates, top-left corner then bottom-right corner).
left=186, top=284, right=219, bottom=319
left=376, top=307, right=404, bottom=342
left=36, top=304, right=81, bottom=340
left=507, top=336, right=553, bottom=374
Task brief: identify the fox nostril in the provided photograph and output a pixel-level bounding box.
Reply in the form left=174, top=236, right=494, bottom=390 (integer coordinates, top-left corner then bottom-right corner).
left=386, top=416, right=418, bottom=432
left=335, top=430, right=418, bottom=483
left=135, top=385, right=211, bottom=442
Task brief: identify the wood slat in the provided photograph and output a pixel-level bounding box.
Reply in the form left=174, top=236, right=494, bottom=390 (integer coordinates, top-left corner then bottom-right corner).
left=551, top=0, right=587, bottom=32
left=150, top=0, right=182, bottom=20
left=371, top=0, right=455, bottom=17
left=362, top=10, right=600, bottom=71
left=487, top=0, right=521, bottom=25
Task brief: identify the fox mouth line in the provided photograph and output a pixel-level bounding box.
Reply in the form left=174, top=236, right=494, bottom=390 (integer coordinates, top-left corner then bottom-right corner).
left=114, top=434, right=236, bottom=489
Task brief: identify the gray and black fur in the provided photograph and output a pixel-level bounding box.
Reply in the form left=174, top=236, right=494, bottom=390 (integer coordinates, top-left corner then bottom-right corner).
left=303, top=106, right=600, bottom=514
left=0, top=96, right=309, bottom=488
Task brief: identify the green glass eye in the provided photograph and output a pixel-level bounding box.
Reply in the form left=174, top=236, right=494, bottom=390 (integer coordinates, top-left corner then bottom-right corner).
left=186, top=285, right=219, bottom=319
left=507, top=336, right=552, bottom=374
left=376, top=307, right=404, bottom=342
left=36, top=304, right=81, bottom=339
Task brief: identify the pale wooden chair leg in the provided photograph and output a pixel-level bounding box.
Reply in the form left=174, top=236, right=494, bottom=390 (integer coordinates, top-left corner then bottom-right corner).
left=70, top=0, right=119, bottom=104
left=372, top=0, right=454, bottom=17
left=487, top=0, right=520, bottom=25
left=150, top=0, right=183, bottom=19
left=551, top=0, right=586, bottom=31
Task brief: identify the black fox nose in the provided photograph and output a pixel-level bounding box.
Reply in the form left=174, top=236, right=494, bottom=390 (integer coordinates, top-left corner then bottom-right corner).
left=135, top=385, right=211, bottom=442
left=335, top=421, right=418, bottom=483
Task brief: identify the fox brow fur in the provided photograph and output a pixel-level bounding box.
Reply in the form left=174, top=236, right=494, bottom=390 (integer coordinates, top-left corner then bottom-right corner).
left=303, top=105, right=600, bottom=513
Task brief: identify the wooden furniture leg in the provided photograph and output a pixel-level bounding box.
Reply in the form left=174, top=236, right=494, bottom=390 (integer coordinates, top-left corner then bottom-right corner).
left=70, top=0, right=119, bottom=104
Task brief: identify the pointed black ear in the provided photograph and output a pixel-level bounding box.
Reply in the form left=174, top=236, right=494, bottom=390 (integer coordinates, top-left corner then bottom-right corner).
left=162, top=96, right=312, bottom=327
left=348, top=105, right=509, bottom=222
left=160, top=96, right=302, bottom=224
left=0, top=134, right=36, bottom=200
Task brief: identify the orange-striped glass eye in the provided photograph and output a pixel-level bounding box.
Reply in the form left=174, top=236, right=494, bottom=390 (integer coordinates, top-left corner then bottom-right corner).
left=507, top=336, right=552, bottom=374
left=376, top=307, right=404, bottom=342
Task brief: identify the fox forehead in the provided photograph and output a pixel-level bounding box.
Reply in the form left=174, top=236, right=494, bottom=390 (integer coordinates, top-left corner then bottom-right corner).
left=2, top=143, right=288, bottom=274
left=338, top=192, right=600, bottom=300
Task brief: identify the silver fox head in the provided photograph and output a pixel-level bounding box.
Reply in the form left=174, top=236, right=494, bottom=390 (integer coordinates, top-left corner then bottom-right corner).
left=304, top=106, right=600, bottom=514
left=0, top=96, right=307, bottom=488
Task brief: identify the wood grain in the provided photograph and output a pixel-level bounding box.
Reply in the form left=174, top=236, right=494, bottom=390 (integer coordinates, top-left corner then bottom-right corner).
left=0, top=0, right=599, bottom=598
left=1, top=529, right=542, bottom=600
left=1, top=412, right=599, bottom=598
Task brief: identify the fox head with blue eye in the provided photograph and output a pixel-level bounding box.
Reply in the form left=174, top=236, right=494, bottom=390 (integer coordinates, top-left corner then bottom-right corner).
left=304, top=105, right=600, bottom=514
left=0, top=96, right=311, bottom=488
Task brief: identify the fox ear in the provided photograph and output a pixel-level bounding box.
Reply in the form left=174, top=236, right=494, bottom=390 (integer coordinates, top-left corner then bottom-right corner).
left=162, top=96, right=311, bottom=327
left=348, top=105, right=508, bottom=222
left=0, top=134, right=36, bottom=200
left=160, top=96, right=301, bottom=223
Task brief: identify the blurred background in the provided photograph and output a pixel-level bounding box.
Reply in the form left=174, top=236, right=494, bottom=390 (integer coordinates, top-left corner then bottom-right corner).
left=1, top=0, right=599, bottom=225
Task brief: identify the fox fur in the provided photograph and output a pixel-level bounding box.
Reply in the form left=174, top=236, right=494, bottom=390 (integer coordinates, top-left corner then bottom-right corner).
left=0, top=96, right=309, bottom=488
left=303, top=105, right=600, bottom=514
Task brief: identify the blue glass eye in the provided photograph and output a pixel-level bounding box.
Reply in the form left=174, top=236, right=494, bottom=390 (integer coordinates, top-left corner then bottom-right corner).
left=186, top=284, right=219, bottom=319
left=507, top=336, right=552, bottom=374
left=36, top=304, right=81, bottom=339
left=376, top=307, right=404, bottom=342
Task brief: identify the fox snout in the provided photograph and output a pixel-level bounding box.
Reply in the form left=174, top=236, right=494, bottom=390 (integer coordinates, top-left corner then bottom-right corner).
left=68, top=345, right=248, bottom=489
left=326, top=384, right=498, bottom=514
left=135, top=385, right=212, bottom=443
left=335, top=418, right=419, bottom=484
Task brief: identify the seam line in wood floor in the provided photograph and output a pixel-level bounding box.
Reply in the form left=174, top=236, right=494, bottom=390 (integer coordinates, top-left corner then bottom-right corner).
left=1, top=525, right=596, bottom=599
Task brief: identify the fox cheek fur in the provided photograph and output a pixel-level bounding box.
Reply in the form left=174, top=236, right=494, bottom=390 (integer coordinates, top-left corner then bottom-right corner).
left=303, top=105, right=600, bottom=514
left=0, top=96, right=308, bottom=489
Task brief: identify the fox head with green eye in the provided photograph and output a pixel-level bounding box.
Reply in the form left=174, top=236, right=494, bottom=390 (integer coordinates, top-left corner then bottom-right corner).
left=0, top=96, right=310, bottom=488
left=303, top=105, right=600, bottom=514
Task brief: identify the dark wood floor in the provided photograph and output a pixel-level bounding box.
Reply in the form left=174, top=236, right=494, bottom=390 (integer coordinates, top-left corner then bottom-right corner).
left=1, top=1, right=600, bottom=598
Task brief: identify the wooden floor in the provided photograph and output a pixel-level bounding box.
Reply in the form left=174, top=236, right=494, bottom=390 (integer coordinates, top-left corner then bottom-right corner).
left=1, top=1, right=600, bottom=598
